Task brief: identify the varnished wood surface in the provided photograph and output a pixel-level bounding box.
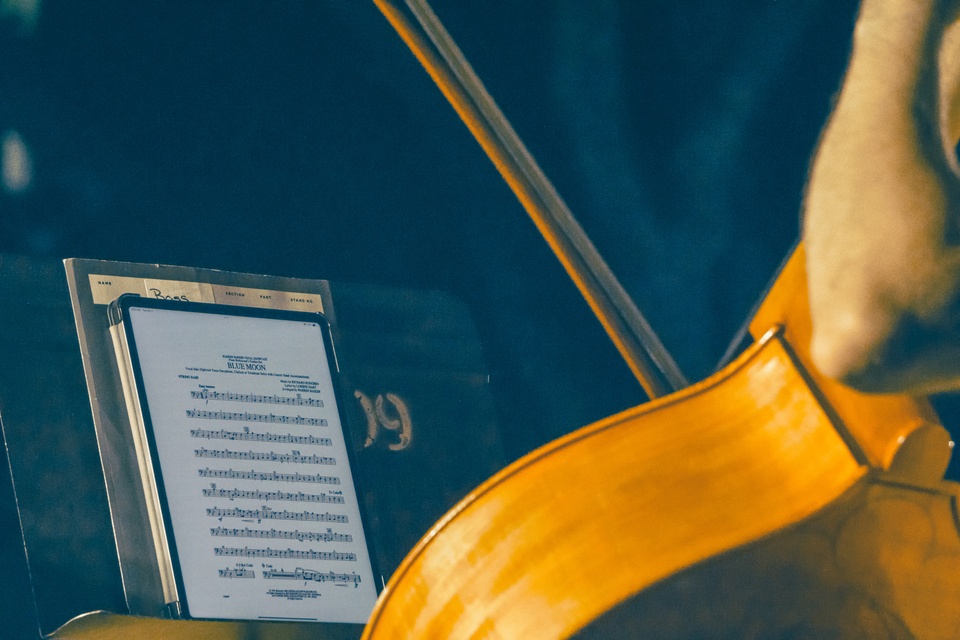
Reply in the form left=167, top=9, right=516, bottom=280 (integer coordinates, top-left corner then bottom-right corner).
left=749, top=247, right=940, bottom=470
left=574, top=477, right=960, bottom=639
left=361, top=331, right=865, bottom=638
left=359, top=2, right=958, bottom=634
left=48, top=612, right=361, bottom=640
left=359, top=246, right=958, bottom=638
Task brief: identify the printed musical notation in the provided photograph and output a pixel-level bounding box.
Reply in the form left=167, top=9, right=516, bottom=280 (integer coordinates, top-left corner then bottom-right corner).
left=194, top=448, right=336, bottom=465
left=191, top=389, right=324, bottom=407
left=198, top=467, right=340, bottom=484
left=190, top=427, right=332, bottom=446
left=210, top=526, right=353, bottom=543
left=186, top=409, right=328, bottom=426
left=213, top=546, right=357, bottom=561
left=263, top=568, right=361, bottom=586
left=202, top=486, right=344, bottom=504
left=206, top=506, right=349, bottom=523
left=118, top=302, right=379, bottom=621
left=218, top=568, right=255, bottom=579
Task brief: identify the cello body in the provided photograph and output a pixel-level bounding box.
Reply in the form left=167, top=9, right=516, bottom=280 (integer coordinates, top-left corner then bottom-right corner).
left=362, top=2, right=960, bottom=635
left=361, top=248, right=960, bottom=638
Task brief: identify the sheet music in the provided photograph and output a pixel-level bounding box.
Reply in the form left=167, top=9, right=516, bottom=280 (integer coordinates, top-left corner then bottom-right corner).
left=124, top=306, right=378, bottom=622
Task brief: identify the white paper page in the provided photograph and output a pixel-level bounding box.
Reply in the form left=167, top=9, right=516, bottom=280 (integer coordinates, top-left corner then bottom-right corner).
left=126, top=305, right=379, bottom=623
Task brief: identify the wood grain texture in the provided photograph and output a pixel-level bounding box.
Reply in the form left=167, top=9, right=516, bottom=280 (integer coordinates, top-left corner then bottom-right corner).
left=749, top=246, right=940, bottom=469
left=49, top=612, right=361, bottom=640
left=574, top=477, right=960, bottom=639
left=362, top=331, right=865, bottom=638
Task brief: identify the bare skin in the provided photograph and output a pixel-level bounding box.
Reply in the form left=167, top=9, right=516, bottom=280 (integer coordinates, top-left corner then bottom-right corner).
left=804, top=0, right=960, bottom=394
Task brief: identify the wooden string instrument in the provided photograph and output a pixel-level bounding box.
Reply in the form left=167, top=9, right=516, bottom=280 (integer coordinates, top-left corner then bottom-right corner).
left=363, top=1, right=960, bottom=637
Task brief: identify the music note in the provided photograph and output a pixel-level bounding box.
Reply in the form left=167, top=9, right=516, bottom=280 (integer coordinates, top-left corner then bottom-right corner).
left=201, top=486, right=345, bottom=504
left=262, top=567, right=362, bottom=586
left=190, top=427, right=333, bottom=446
left=213, top=546, right=357, bottom=561
left=218, top=567, right=255, bottom=579
left=197, top=467, right=341, bottom=484
left=193, top=448, right=336, bottom=465
left=186, top=409, right=328, bottom=426
left=191, top=389, right=324, bottom=407
left=210, top=526, right=353, bottom=543
left=205, top=506, right=349, bottom=523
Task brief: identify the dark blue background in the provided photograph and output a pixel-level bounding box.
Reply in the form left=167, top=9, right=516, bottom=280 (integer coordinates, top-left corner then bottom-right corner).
left=0, top=1, right=883, bottom=636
